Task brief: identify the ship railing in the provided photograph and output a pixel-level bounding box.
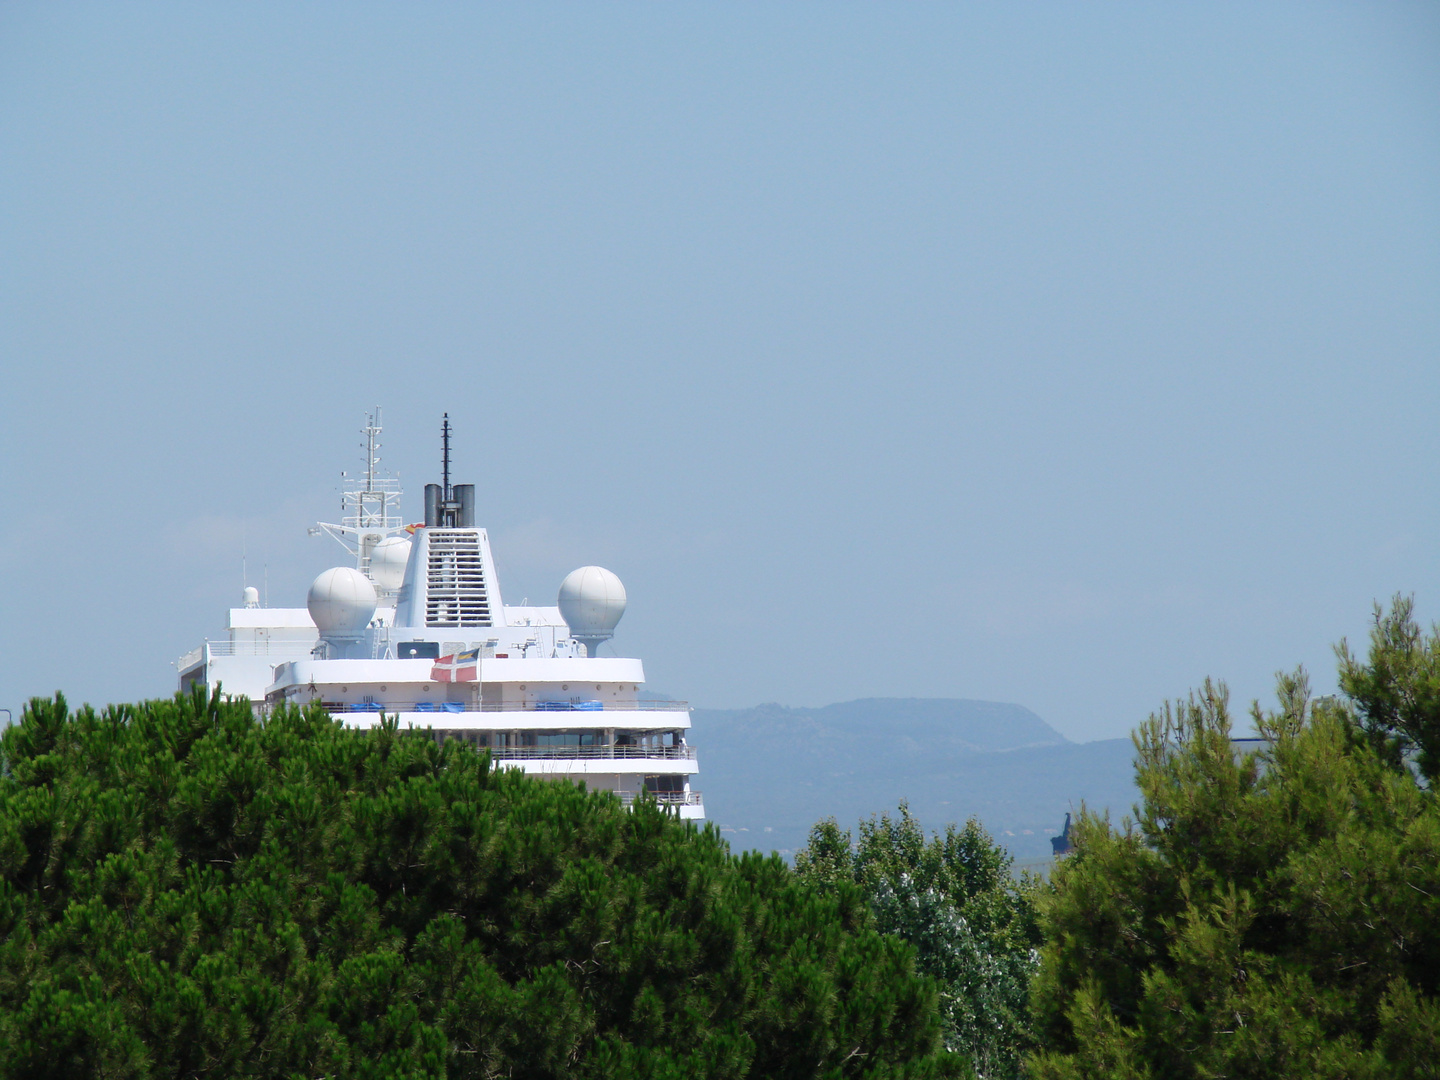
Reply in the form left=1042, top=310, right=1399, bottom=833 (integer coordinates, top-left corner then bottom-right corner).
left=483, top=744, right=697, bottom=761
left=609, top=789, right=703, bottom=807
left=323, top=700, right=688, bottom=714
left=181, top=639, right=318, bottom=663
left=475, top=700, right=689, bottom=713
left=214, top=639, right=316, bottom=656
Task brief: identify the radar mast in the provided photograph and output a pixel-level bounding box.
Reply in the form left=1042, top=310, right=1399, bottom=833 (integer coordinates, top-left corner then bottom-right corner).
left=315, top=408, right=407, bottom=585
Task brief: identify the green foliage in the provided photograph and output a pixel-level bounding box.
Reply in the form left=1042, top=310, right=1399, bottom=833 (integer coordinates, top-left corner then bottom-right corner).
left=0, top=689, right=965, bottom=1079
left=1338, top=593, right=1440, bottom=785
left=796, top=804, right=1041, bottom=1080
left=1030, top=650, right=1440, bottom=1079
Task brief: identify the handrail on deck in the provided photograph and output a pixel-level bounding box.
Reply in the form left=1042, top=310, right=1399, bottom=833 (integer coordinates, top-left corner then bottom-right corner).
left=611, top=790, right=703, bottom=806
left=206, top=639, right=317, bottom=658
left=323, top=700, right=688, bottom=714
left=476, top=700, right=689, bottom=712
left=178, top=640, right=318, bottom=668
left=484, top=744, right=696, bottom=760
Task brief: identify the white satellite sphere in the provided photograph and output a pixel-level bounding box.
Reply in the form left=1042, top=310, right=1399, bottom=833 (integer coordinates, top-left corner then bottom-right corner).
left=369, top=535, right=412, bottom=592
left=242, top=585, right=260, bottom=607
left=307, top=566, right=378, bottom=636
left=558, top=566, right=627, bottom=639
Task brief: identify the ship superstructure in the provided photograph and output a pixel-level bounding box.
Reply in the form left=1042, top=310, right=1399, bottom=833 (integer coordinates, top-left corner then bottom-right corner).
left=176, top=413, right=701, bottom=818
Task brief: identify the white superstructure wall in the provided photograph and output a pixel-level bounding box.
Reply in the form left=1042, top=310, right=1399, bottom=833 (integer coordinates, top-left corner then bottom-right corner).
left=394, top=527, right=505, bottom=629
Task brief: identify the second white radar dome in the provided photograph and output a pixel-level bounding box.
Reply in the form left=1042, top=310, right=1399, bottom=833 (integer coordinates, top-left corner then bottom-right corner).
left=558, top=565, right=627, bottom=643
left=308, top=566, right=378, bottom=636
left=368, top=535, right=412, bottom=592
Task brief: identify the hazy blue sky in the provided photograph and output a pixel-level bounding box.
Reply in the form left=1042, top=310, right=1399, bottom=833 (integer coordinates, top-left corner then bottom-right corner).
left=2, top=4, right=1437, bottom=741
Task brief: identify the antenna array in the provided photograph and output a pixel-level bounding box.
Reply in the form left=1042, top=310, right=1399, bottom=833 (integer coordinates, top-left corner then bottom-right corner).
left=315, top=408, right=407, bottom=584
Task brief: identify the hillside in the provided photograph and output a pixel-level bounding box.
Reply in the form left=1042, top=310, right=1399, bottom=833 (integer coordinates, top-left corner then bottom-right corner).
left=692, top=698, right=1140, bottom=863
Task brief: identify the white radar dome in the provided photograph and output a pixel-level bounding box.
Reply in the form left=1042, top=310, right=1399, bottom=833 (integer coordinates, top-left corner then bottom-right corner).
left=307, top=566, right=378, bottom=637
left=369, top=535, right=412, bottom=592
left=242, top=586, right=260, bottom=607
left=558, top=566, right=627, bottom=652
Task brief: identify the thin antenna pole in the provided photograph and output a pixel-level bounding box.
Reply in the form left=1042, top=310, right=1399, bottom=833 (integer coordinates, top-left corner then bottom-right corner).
left=365, top=409, right=380, bottom=493
left=441, top=413, right=452, bottom=501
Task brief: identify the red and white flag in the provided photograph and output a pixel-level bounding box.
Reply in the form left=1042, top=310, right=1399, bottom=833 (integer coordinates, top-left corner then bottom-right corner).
left=431, top=648, right=479, bottom=682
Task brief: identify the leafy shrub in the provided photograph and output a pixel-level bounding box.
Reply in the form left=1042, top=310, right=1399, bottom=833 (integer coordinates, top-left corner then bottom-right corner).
left=796, top=805, right=1040, bottom=1080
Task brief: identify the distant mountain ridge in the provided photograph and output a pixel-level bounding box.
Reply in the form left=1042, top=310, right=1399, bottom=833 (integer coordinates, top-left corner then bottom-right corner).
left=702, top=697, right=1069, bottom=754
left=691, top=697, right=1139, bottom=863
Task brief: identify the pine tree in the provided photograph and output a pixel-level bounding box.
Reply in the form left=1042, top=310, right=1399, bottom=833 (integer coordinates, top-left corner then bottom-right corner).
left=1338, top=593, right=1440, bottom=785
left=1028, top=604, right=1440, bottom=1079
left=0, top=690, right=964, bottom=1079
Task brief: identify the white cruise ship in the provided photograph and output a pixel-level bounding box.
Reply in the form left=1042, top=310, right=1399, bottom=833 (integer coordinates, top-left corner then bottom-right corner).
left=175, top=412, right=702, bottom=819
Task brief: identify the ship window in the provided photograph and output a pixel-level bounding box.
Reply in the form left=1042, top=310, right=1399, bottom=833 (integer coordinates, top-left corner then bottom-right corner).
left=645, top=775, right=683, bottom=793
left=397, top=641, right=440, bottom=659
left=533, top=732, right=603, bottom=747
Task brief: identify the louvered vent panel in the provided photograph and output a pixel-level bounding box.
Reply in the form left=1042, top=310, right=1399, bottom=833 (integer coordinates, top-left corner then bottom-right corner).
left=425, top=531, right=491, bottom=627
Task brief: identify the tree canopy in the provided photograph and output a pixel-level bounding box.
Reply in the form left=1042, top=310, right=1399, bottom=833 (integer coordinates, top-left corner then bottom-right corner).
left=0, top=690, right=964, bottom=1080
left=1029, top=600, right=1440, bottom=1079
left=1339, top=594, right=1440, bottom=786
left=13, top=598, right=1440, bottom=1079
left=796, top=805, right=1040, bottom=1080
